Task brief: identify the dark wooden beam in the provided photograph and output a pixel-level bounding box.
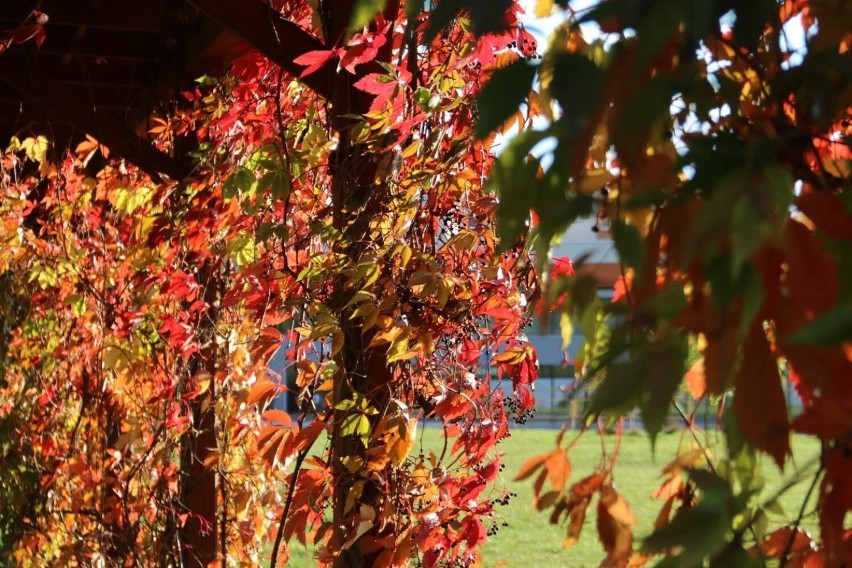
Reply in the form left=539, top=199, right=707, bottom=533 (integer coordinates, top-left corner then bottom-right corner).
left=0, top=54, right=151, bottom=87
left=0, top=57, right=191, bottom=180
left=0, top=0, right=189, bottom=34
left=186, top=0, right=334, bottom=99
left=34, top=26, right=175, bottom=62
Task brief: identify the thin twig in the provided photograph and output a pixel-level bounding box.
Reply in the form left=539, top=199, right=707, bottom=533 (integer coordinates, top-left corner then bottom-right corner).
left=270, top=426, right=319, bottom=568
left=780, top=460, right=824, bottom=565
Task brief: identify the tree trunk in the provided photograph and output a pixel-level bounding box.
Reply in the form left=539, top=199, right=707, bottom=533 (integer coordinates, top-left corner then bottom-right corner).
left=180, top=392, right=219, bottom=568
left=179, top=261, right=222, bottom=567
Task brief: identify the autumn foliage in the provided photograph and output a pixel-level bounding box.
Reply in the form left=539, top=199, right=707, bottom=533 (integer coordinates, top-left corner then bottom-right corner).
left=1, top=0, right=851, bottom=566
left=0, top=1, right=541, bottom=566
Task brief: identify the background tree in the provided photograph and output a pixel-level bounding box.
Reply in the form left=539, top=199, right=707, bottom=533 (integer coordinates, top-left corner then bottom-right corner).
left=476, top=0, right=852, bottom=565
left=0, top=1, right=543, bottom=567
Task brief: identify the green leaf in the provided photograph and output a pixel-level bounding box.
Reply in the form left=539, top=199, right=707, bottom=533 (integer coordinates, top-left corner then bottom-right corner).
left=475, top=60, right=538, bottom=139
left=642, top=470, right=731, bottom=565
left=490, top=129, right=551, bottom=250
left=641, top=334, right=687, bottom=442
left=226, top=233, right=258, bottom=266
left=611, top=221, right=644, bottom=274
left=549, top=53, right=604, bottom=137
left=259, top=169, right=291, bottom=200
left=730, top=197, right=762, bottom=274
left=340, top=413, right=361, bottom=437
left=349, top=0, right=387, bottom=33
left=643, top=281, right=687, bottom=318
left=467, top=0, right=514, bottom=35
left=21, top=135, right=50, bottom=164
left=635, top=0, right=682, bottom=66
left=356, top=414, right=371, bottom=437
left=405, top=0, right=422, bottom=17
left=619, top=74, right=675, bottom=139
left=737, top=266, right=764, bottom=340
left=788, top=305, right=852, bottom=346
left=587, top=360, right=646, bottom=418
left=586, top=332, right=686, bottom=442
left=223, top=167, right=255, bottom=199
left=733, top=0, right=775, bottom=51
left=413, top=87, right=432, bottom=109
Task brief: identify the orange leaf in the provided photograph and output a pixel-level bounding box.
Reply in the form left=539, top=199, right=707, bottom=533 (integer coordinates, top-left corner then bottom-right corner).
left=533, top=468, right=548, bottom=501
left=733, top=328, right=790, bottom=468
left=247, top=380, right=284, bottom=406
left=545, top=450, right=572, bottom=492
left=597, top=485, right=634, bottom=565
left=651, top=475, right=684, bottom=500
left=255, top=425, right=291, bottom=466
left=262, top=409, right=292, bottom=425
left=296, top=360, right=318, bottom=389
left=514, top=452, right=550, bottom=481
left=565, top=495, right=592, bottom=548
left=654, top=496, right=676, bottom=531
left=685, top=358, right=706, bottom=400
left=389, top=418, right=417, bottom=466
left=660, top=448, right=706, bottom=476
left=571, top=472, right=606, bottom=498
left=602, top=486, right=636, bottom=526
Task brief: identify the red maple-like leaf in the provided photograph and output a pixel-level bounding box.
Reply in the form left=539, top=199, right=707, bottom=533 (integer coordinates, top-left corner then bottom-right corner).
left=293, top=49, right=337, bottom=77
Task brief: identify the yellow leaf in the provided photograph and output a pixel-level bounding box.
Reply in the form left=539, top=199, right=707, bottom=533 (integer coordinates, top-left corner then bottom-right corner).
left=399, top=244, right=412, bottom=268
left=535, top=0, right=554, bottom=18
left=370, top=326, right=403, bottom=347
left=390, top=418, right=417, bottom=465
left=103, top=345, right=129, bottom=371
left=387, top=332, right=417, bottom=363
left=560, top=312, right=574, bottom=350
left=578, top=168, right=616, bottom=193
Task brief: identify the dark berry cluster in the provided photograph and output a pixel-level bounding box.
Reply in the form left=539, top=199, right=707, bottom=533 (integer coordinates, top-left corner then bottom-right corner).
left=504, top=395, right=535, bottom=424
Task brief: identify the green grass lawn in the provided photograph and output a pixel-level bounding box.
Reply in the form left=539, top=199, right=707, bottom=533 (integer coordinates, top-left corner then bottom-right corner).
left=476, top=427, right=820, bottom=567
left=284, top=426, right=821, bottom=567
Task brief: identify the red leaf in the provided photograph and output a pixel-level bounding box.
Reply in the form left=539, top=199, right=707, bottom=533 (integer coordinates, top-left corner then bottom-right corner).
left=786, top=219, right=838, bottom=314
left=821, top=442, right=852, bottom=563
left=797, top=191, right=852, bottom=240
left=758, top=526, right=812, bottom=557
left=293, top=49, right=337, bottom=77
left=732, top=328, right=790, bottom=468
left=461, top=516, right=487, bottom=548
